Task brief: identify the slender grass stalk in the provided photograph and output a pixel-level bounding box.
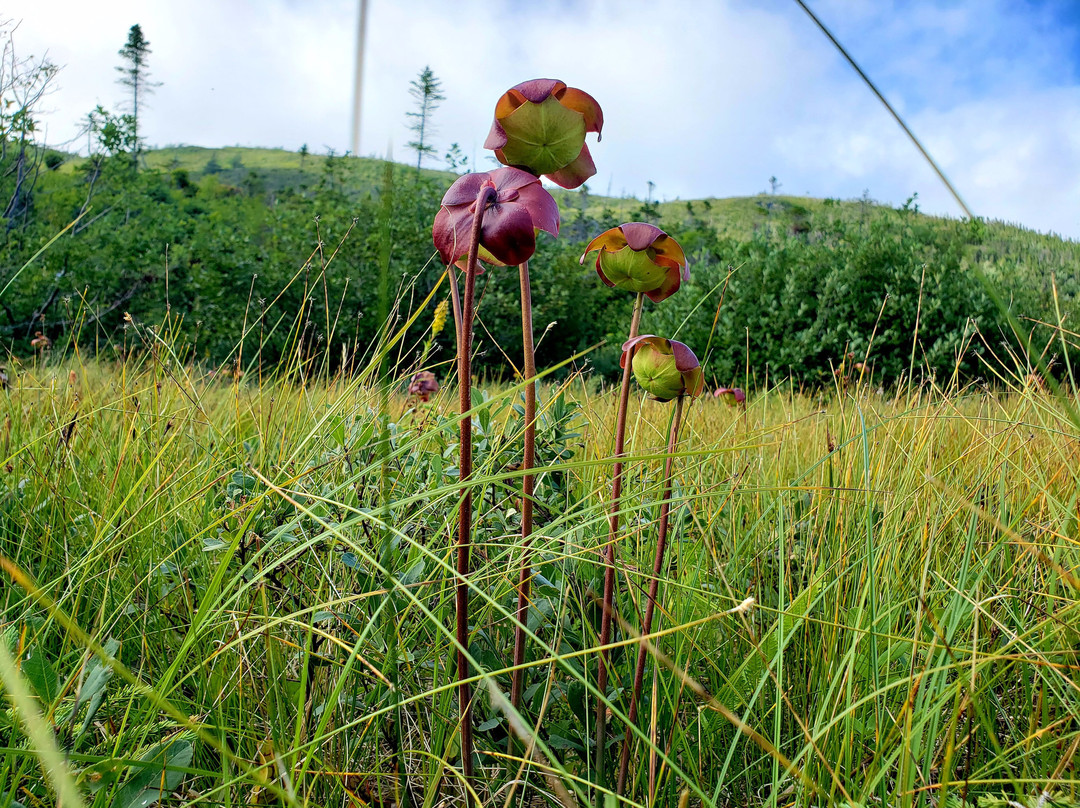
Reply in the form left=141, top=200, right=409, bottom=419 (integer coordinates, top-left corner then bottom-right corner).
left=447, top=265, right=463, bottom=354
left=594, top=290, right=645, bottom=794
left=617, top=394, right=685, bottom=797
left=455, top=183, right=497, bottom=793
left=510, top=259, right=536, bottom=715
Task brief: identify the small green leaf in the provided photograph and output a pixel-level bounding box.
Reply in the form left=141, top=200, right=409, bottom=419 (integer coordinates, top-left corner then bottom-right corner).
left=113, top=740, right=193, bottom=808
left=21, top=647, right=58, bottom=705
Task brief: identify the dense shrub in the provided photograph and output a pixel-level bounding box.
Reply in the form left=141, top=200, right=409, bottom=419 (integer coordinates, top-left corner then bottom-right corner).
left=2, top=148, right=1077, bottom=386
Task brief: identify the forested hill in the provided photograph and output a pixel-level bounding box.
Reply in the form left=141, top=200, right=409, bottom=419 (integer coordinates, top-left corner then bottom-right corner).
left=5, top=144, right=1078, bottom=386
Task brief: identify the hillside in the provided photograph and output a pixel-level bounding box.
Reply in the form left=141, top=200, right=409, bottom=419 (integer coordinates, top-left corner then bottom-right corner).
left=9, top=143, right=1080, bottom=385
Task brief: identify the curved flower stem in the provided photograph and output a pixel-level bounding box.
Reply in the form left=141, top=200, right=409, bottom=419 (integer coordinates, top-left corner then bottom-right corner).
left=616, top=394, right=685, bottom=798
left=510, top=260, right=536, bottom=717
left=594, top=291, right=645, bottom=795
left=456, top=183, right=496, bottom=794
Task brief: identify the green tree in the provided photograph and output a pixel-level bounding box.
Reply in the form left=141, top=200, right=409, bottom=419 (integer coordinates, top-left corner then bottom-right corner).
left=405, top=66, right=444, bottom=172
left=443, top=142, right=467, bottom=172
left=115, top=24, right=159, bottom=168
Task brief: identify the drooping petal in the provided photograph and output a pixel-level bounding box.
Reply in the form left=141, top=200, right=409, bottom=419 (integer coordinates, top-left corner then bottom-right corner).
left=480, top=202, right=537, bottom=266
left=556, top=86, right=604, bottom=136
left=546, top=142, right=596, bottom=189
left=433, top=205, right=472, bottom=266
left=495, top=88, right=527, bottom=120
left=490, top=166, right=544, bottom=194
left=487, top=167, right=559, bottom=239
left=442, top=172, right=490, bottom=206
left=683, top=366, right=705, bottom=398
left=498, top=96, right=586, bottom=176
left=516, top=182, right=560, bottom=238
left=511, top=78, right=565, bottom=104
left=483, top=119, right=508, bottom=151
left=620, top=335, right=668, bottom=368
left=580, top=227, right=629, bottom=264
left=669, top=339, right=700, bottom=374
left=619, top=222, right=664, bottom=251
left=652, top=233, right=690, bottom=278
left=643, top=265, right=683, bottom=303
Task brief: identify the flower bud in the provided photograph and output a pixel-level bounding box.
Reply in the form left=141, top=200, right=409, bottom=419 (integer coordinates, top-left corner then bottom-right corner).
left=622, top=335, right=704, bottom=402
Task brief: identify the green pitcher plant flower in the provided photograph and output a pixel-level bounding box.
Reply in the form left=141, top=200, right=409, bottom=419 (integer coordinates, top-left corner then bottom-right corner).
left=581, top=223, right=689, bottom=303
left=432, top=167, right=560, bottom=268
left=623, top=335, right=705, bottom=401
left=484, top=78, right=603, bottom=189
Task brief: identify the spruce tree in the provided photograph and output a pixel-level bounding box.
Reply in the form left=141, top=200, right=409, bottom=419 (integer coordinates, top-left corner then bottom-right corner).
left=405, top=67, right=445, bottom=172
left=115, top=24, right=160, bottom=168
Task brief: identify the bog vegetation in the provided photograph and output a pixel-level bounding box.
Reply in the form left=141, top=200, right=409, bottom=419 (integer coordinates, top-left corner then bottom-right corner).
left=2, top=18, right=1080, bottom=808
left=4, top=357, right=1080, bottom=807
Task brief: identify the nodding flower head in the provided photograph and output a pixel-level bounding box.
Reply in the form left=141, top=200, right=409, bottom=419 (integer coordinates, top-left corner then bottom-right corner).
left=432, top=167, right=559, bottom=268
left=713, top=387, right=746, bottom=406
left=484, top=79, right=603, bottom=189
left=622, top=335, right=704, bottom=402
left=581, top=223, right=689, bottom=303
left=408, top=371, right=440, bottom=402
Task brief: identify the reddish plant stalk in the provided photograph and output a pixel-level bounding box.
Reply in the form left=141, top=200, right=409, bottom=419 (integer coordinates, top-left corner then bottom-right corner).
left=456, top=183, right=496, bottom=790
left=593, top=291, right=645, bottom=791
left=616, top=394, right=685, bottom=797
left=511, top=260, right=536, bottom=715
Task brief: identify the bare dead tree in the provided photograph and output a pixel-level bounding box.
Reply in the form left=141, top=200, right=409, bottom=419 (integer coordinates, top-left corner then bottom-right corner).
left=0, top=19, right=59, bottom=228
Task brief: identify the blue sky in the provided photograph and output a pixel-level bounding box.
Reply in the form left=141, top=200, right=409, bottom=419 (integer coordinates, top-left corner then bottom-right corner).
left=10, top=0, right=1080, bottom=238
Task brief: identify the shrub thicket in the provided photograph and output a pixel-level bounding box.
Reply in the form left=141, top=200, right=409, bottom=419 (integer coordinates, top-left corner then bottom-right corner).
left=3, top=147, right=1078, bottom=385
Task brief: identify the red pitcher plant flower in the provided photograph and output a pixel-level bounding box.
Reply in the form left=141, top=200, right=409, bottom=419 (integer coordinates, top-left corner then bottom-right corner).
left=433, top=167, right=559, bottom=268
left=407, top=371, right=439, bottom=402
left=713, top=386, right=746, bottom=405
left=581, top=223, right=689, bottom=303
left=484, top=79, right=603, bottom=189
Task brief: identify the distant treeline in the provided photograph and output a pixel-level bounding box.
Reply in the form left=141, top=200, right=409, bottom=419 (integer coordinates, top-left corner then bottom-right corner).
left=3, top=144, right=1079, bottom=387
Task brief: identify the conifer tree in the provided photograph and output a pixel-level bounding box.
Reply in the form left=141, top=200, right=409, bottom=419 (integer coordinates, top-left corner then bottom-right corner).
left=406, top=67, right=444, bottom=172
left=115, top=24, right=160, bottom=168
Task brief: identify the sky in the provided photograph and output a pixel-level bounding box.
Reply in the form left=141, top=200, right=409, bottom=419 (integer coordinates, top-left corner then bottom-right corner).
left=8, top=0, right=1080, bottom=239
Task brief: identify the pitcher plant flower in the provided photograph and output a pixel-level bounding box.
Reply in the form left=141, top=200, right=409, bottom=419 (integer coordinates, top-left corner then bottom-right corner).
left=623, top=335, right=705, bottom=401
left=616, top=336, right=703, bottom=797
left=714, top=386, right=746, bottom=406
left=407, top=371, right=439, bottom=402
left=581, top=223, right=689, bottom=303
left=433, top=167, right=559, bottom=269
left=484, top=78, right=603, bottom=188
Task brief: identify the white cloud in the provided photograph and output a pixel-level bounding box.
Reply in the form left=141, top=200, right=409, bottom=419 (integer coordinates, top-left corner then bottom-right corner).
left=8, top=0, right=1080, bottom=237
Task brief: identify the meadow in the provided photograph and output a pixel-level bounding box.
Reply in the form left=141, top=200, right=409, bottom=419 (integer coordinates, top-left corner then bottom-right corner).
left=2, top=320, right=1079, bottom=806
left=5, top=32, right=1080, bottom=807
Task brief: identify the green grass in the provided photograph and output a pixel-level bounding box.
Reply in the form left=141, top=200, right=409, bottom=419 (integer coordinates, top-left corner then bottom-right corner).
left=2, top=319, right=1079, bottom=806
